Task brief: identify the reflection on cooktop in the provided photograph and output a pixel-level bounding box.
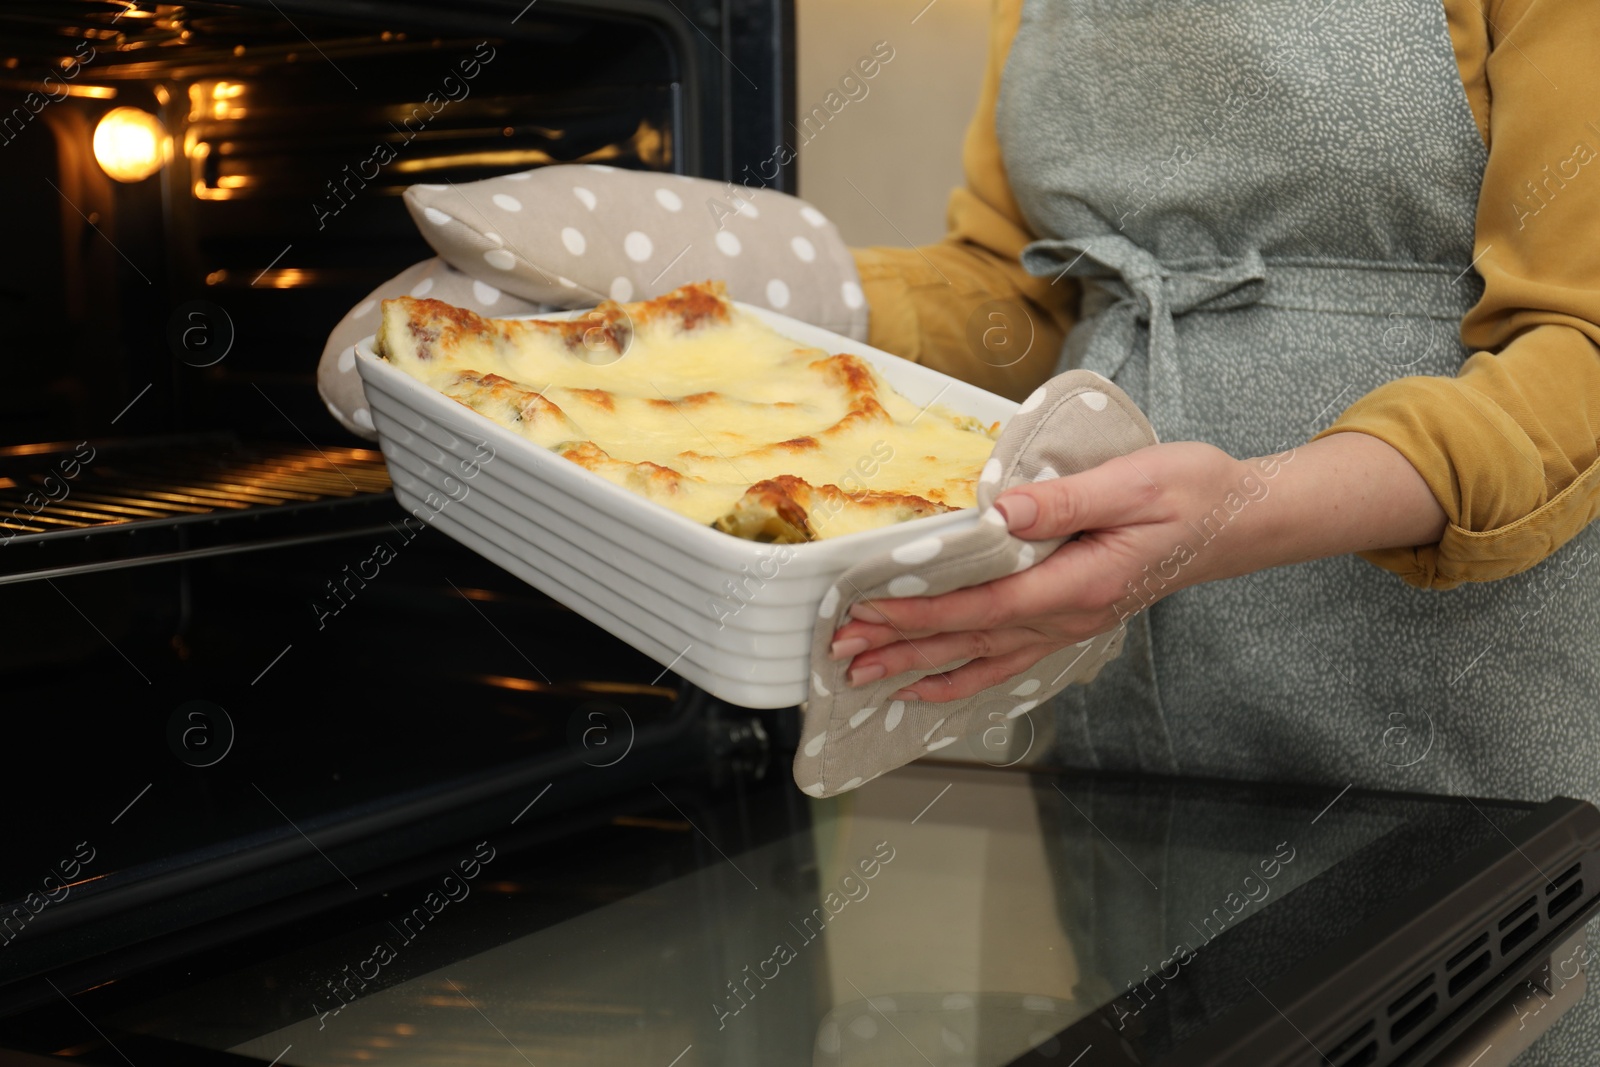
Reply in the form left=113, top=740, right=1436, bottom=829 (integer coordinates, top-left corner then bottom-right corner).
left=92, top=765, right=1438, bottom=1067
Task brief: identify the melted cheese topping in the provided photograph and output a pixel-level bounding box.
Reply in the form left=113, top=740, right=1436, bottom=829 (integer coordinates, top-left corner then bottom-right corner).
left=375, top=282, right=998, bottom=541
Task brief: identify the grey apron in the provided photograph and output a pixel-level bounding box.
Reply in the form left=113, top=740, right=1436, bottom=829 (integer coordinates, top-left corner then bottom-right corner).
left=996, top=0, right=1600, bottom=1060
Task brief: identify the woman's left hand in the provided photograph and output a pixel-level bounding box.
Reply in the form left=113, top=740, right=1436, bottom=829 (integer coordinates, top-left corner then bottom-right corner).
left=827, top=432, right=1447, bottom=703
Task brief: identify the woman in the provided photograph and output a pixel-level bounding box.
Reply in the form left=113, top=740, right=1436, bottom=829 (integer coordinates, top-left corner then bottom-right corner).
left=833, top=0, right=1599, bottom=800
left=319, top=0, right=1595, bottom=1053
left=827, top=0, right=1599, bottom=1059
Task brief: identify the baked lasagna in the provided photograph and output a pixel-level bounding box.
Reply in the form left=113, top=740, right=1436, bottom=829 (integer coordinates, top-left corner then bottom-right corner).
left=374, top=281, right=998, bottom=542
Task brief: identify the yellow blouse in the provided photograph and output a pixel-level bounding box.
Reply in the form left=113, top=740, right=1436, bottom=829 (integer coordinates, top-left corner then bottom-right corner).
left=852, top=0, right=1600, bottom=590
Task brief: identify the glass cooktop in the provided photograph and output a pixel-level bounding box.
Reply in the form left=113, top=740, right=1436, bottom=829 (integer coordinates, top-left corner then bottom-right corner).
left=1, top=762, right=1552, bottom=1067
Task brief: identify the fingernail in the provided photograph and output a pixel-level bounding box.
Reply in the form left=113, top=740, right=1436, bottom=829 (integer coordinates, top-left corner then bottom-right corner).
left=994, top=494, right=1038, bottom=531
left=830, top=636, right=870, bottom=660
left=850, top=603, right=888, bottom=624
left=848, top=663, right=886, bottom=687
left=888, top=688, right=918, bottom=701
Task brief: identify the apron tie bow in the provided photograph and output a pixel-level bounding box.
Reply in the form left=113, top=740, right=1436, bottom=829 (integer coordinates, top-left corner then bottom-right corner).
left=1022, top=235, right=1267, bottom=433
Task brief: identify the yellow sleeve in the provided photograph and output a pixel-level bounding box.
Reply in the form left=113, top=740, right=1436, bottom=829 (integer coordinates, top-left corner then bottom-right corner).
left=1315, top=0, right=1600, bottom=590
left=851, top=0, right=1077, bottom=403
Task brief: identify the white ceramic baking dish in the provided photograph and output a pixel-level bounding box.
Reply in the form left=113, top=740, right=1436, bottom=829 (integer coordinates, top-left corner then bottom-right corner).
left=354, top=303, right=1017, bottom=708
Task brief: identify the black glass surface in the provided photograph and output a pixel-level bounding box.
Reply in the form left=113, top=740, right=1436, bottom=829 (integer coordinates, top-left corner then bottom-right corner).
left=0, top=763, right=1540, bottom=1066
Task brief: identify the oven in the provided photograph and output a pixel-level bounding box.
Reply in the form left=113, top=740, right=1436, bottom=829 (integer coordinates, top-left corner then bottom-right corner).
left=0, top=0, right=794, bottom=1025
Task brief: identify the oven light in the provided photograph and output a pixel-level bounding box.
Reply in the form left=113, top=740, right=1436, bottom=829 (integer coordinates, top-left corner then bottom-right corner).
left=92, top=107, right=172, bottom=182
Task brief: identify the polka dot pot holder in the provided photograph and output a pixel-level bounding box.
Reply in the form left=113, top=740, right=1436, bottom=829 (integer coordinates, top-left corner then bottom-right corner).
left=796, top=371, right=1159, bottom=799
left=402, top=164, right=867, bottom=337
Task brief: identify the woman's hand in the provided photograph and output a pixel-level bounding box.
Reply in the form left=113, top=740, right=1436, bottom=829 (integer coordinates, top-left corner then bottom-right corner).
left=828, top=432, right=1447, bottom=703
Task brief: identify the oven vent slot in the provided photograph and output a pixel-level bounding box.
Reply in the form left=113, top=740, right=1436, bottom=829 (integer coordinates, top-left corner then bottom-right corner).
left=1336, top=1041, right=1378, bottom=1067
left=1388, top=992, right=1438, bottom=1044
left=1386, top=974, right=1435, bottom=1017
left=1547, top=862, right=1582, bottom=895
left=1501, top=913, right=1540, bottom=957
left=1498, top=896, right=1537, bottom=931
left=1446, top=932, right=1489, bottom=971
left=1448, top=952, right=1492, bottom=997
left=1549, top=880, right=1584, bottom=921
left=1327, top=1020, right=1374, bottom=1064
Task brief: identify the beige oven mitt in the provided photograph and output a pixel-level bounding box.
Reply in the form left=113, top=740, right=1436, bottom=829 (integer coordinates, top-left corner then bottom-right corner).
left=318, top=164, right=866, bottom=438
left=795, top=370, right=1158, bottom=798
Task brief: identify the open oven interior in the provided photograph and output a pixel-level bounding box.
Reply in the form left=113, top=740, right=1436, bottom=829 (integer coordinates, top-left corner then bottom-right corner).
left=0, top=0, right=796, bottom=1001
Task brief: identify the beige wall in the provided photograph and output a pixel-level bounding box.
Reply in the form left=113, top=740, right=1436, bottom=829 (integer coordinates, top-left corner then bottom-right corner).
left=794, top=0, right=992, bottom=248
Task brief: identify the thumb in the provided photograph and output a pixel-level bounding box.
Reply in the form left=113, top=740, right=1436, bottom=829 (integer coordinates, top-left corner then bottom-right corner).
left=993, top=455, right=1158, bottom=539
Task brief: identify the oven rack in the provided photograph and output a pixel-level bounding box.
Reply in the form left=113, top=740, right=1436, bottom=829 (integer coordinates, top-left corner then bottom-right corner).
left=0, top=435, right=401, bottom=583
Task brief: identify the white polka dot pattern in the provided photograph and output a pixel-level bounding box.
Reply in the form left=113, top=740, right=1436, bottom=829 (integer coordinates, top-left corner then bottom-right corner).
left=472, top=280, right=501, bottom=305
left=765, top=279, right=790, bottom=309
left=1006, top=700, right=1038, bottom=720
left=886, top=574, right=928, bottom=597
left=422, top=207, right=452, bottom=226
left=884, top=702, right=904, bottom=732
left=623, top=231, right=652, bottom=262
left=791, top=236, right=816, bottom=262
left=609, top=276, right=633, bottom=301
left=654, top=188, right=682, bottom=211
left=572, top=186, right=596, bottom=210
left=715, top=230, right=741, bottom=256
left=492, top=193, right=522, bottom=213
left=890, top=536, right=943, bottom=564
left=560, top=227, right=586, bottom=255
left=484, top=249, right=516, bottom=270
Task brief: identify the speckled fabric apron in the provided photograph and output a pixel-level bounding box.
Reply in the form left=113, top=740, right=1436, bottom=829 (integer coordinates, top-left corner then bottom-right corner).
left=997, top=0, right=1600, bottom=1060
